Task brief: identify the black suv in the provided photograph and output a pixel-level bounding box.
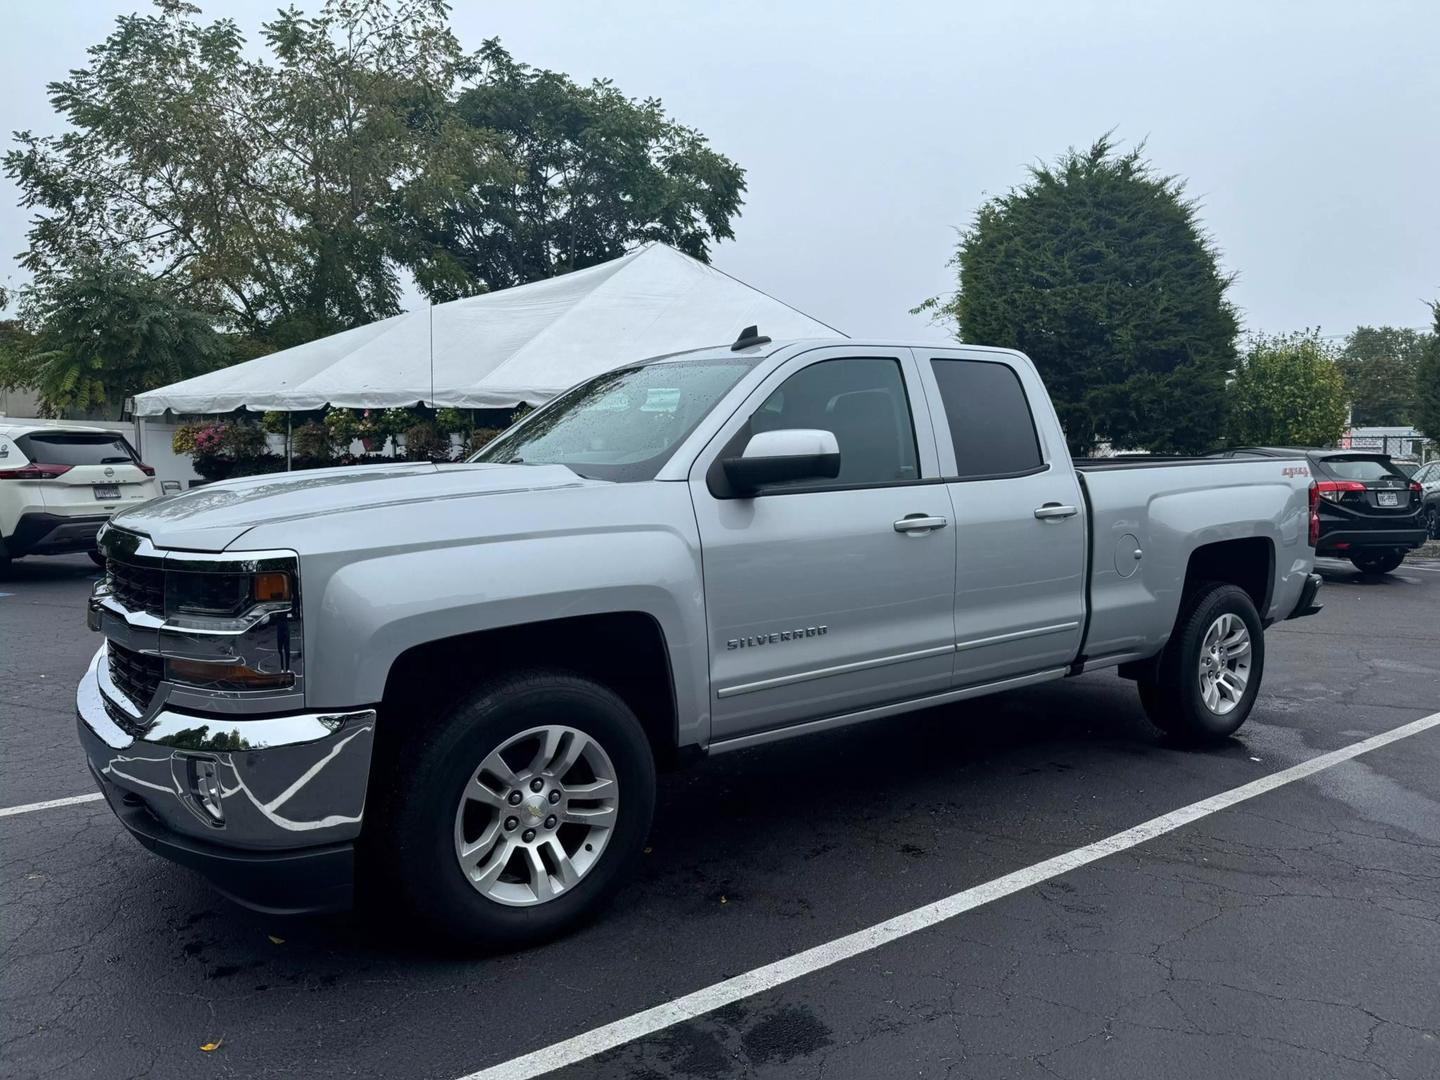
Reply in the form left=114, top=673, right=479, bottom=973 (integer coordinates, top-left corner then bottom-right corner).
left=1216, top=448, right=1426, bottom=575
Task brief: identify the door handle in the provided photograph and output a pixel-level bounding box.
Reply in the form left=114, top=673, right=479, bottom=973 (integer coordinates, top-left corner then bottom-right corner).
left=1033, top=503, right=1079, bottom=521
left=894, top=514, right=949, bottom=534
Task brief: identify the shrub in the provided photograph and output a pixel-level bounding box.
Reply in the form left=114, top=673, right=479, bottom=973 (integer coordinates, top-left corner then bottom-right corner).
left=291, top=421, right=332, bottom=460
left=403, top=421, right=453, bottom=462
left=467, top=427, right=502, bottom=454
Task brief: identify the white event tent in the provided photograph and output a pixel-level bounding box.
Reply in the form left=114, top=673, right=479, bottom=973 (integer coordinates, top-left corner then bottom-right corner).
left=135, top=243, right=844, bottom=417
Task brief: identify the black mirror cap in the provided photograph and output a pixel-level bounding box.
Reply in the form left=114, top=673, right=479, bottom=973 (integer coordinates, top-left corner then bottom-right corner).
left=720, top=451, right=841, bottom=497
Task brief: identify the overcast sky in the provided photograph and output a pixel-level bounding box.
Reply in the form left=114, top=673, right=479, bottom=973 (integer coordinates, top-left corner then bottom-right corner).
left=3, top=0, right=1437, bottom=343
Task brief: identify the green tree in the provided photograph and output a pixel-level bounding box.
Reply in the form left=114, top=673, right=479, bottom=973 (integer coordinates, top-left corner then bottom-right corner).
left=1337, top=325, right=1430, bottom=426
left=0, top=260, right=225, bottom=417
left=919, top=136, right=1238, bottom=455
left=1226, top=332, right=1348, bottom=447
left=397, top=40, right=746, bottom=300
left=5, top=0, right=482, bottom=345
left=1414, top=302, right=1440, bottom=443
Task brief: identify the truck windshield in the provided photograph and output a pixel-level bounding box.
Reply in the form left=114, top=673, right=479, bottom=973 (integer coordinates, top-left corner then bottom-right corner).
left=470, top=359, right=754, bottom=481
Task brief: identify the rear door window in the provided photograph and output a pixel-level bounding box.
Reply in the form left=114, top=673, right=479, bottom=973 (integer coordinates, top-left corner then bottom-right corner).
left=16, top=432, right=139, bottom=467
left=930, top=359, right=1044, bottom=479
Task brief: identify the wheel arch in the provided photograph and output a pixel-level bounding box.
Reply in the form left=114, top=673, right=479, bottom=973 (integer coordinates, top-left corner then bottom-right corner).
left=1183, top=536, right=1275, bottom=616
left=374, top=611, right=683, bottom=775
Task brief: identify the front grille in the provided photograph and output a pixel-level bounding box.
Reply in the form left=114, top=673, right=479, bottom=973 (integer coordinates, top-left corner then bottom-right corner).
left=107, top=642, right=164, bottom=712
left=108, top=559, right=165, bottom=617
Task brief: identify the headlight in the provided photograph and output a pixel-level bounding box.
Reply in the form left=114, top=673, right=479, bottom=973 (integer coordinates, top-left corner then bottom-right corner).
left=166, top=570, right=293, bottom=618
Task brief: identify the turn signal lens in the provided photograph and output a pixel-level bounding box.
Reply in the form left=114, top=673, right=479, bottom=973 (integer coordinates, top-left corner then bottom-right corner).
left=167, top=658, right=294, bottom=691
left=253, top=572, right=291, bottom=603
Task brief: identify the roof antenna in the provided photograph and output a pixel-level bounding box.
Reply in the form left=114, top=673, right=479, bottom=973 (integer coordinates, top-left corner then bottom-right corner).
left=730, top=325, right=772, bottom=351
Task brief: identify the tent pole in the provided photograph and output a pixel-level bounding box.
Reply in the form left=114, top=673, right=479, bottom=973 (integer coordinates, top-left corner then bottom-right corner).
left=286, top=413, right=292, bottom=471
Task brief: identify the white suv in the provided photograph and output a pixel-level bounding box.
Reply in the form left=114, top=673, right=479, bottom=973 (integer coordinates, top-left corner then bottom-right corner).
left=0, top=421, right=161, bottom=574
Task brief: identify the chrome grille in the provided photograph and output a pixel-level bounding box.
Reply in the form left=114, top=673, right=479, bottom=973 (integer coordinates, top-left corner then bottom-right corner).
left=108, top=559, right=165, bottom=617
left=107, top=642, right=164, bottom=712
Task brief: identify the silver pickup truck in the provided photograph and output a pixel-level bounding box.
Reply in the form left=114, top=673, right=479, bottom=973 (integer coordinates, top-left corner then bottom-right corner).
left=77, top=335, right=1323, bottom=945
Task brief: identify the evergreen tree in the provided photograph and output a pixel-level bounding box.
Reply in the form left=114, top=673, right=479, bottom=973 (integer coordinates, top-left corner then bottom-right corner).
left=921, top=136, right=1238, bottom=455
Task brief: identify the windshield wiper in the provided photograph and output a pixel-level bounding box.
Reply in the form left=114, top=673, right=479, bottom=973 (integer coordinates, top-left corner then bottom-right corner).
left=505, top=456, right=526, bottom=464
left=99, top=456, right=132, bottom=464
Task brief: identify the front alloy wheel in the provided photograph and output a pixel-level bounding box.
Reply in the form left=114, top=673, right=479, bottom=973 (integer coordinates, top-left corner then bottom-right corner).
left=371, top=669, right=655, bottom=949
left=454, top=725, right=619, bottom=906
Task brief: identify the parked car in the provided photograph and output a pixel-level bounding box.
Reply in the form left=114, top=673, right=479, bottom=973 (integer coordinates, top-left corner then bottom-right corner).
left=0, top=421, right=160, bottom=575
left=1215, top=447, right=1427, bottom=573
left=78, top=336, right=1321, bottom=946
left=1412, top=461, right=1440, bottom=539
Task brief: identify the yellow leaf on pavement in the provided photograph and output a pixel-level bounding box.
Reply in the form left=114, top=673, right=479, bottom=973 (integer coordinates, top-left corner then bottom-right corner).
left=200, top=1040, right=223, bottom=1052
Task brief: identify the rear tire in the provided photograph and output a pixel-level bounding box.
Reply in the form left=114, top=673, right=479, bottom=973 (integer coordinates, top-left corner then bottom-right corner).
left=1137, top=582, right=1265, bottom=744
left=1427, top=505, right=1438, bottom=540
left=1350, top=550, right=1404, bottom=575
left=369, top=669, right=656, bottom=950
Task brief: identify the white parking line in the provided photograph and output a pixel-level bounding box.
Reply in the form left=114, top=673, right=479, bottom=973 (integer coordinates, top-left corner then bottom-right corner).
left=0, top=792, right=104, bottom=818
left=459, top=710, right=1440, bottom=1080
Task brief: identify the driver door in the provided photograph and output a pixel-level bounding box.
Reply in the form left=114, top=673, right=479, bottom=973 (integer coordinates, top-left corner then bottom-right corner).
left=689, top=347, right=958, bottom=742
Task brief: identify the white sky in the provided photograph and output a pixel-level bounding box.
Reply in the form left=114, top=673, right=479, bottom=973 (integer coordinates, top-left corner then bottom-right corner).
left=3, top=0, right=1437, bottom=343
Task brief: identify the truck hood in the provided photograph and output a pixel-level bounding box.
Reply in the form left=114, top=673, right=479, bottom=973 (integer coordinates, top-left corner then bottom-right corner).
left=110, top=462, right=601, bottom=551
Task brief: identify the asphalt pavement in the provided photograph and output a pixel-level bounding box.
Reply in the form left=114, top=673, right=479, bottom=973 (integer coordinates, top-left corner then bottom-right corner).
left=2, top=553, right=1438, bottom=1080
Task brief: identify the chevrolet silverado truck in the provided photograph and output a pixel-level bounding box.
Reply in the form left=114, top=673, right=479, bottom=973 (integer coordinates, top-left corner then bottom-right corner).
left=77, top=335, right=1323, bottom=946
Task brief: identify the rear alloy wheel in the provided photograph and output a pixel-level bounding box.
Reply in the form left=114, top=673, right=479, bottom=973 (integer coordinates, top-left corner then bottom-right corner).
left=1350, top=550, right=1404, bottom=576
left=372, top=670, right=655, bottom=949
left=1137, top=582, right=1265, bottom=743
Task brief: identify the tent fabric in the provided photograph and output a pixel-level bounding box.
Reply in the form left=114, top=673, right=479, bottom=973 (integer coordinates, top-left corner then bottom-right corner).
left=135, top=244, right=845, bottom=416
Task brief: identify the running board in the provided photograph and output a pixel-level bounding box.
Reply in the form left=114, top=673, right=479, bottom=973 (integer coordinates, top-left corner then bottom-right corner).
left=705, top=667, right=1070, bottom=754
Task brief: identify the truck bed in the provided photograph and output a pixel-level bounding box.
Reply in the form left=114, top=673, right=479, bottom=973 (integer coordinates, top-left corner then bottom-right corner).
left=1074, top=454, right=1313, bottom=669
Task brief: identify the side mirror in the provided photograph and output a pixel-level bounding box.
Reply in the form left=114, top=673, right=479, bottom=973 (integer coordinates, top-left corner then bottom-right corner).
left=721, top=429, right=841, bottom=496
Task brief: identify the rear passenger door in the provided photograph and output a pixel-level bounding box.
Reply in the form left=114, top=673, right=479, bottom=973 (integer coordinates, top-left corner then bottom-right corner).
left=920, top=349, right=1087, bottom=686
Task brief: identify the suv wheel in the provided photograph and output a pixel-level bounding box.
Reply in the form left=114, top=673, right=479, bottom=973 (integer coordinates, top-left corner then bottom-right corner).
left=371, top=669, right=656, bottom=949
left=1350, top=550, right=1404, bottom=575
left=1137, top=582, right=1265, bottom=744
left=1426, top=505, right=1438, bottom=540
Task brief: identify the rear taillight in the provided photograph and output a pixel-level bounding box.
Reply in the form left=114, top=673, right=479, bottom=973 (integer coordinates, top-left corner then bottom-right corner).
left=1308, top=481, right=1320, bottom=546
left=1314, top=479, right=1366, bottom=502
left=138, top=463, right=156, bottom=477
left=0, top=463, right=73, bottom=480
left=1410, top=481, right=1423, bottom=498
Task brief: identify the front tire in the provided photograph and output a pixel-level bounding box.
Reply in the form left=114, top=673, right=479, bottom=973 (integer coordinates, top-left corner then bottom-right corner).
left=1350, top=550, right=1404, bottom=575
left=370, top=670, right=656, bottom=949
left=1137, top=582, right=1265, bottom=744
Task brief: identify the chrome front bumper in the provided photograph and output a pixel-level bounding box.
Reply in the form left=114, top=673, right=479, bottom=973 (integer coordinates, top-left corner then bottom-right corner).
left=77, top=647, right=376, bottom=852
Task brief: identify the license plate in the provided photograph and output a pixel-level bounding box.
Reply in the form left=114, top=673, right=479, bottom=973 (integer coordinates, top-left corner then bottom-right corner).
left=93, top=484, right=120, bottom=501
left=1377, top=491, right=1399, bottom=507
